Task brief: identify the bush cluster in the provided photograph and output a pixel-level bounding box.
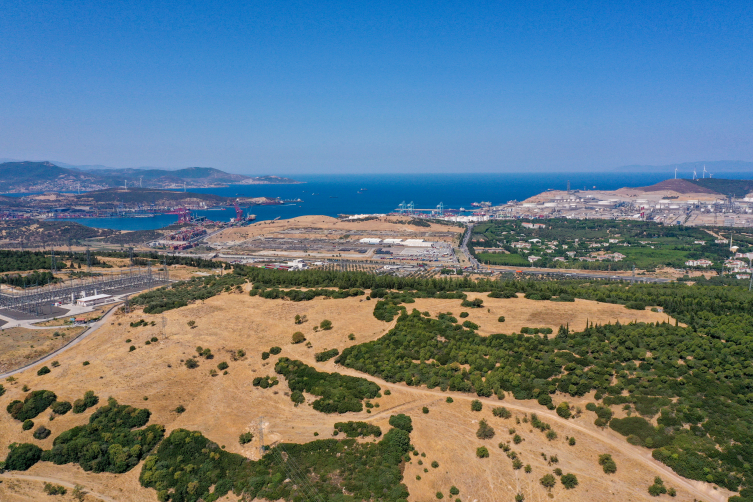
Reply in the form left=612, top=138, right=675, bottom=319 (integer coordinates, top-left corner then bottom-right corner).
left=275, top=358, right=379, bottom=413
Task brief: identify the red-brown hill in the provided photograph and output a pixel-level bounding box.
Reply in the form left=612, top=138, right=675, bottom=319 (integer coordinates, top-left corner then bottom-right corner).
left=634, top=179, right=721, bottom=194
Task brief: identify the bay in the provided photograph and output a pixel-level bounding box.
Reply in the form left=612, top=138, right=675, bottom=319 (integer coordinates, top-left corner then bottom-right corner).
left=62, top=172, right=738, bottom=230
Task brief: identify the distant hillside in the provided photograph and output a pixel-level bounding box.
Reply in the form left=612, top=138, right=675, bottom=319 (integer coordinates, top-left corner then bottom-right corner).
left=619, top=160, right=753, bottom=174
left=634, top=179, right=721, bottom=195
left=0, top=161, right=300, bottom=192
left=689, top=178, right=753, bottom=198
left=74, top=188, right=232, bottom=204
left=0, top=161, right=102, bottom=192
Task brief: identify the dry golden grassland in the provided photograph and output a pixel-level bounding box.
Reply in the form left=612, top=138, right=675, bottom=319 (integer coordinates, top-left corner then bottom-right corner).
left=0, top=326, right=84, bottom=374
left=209, top=215, right=463, bottom=244
left=0, top=288, right=725, bottom=502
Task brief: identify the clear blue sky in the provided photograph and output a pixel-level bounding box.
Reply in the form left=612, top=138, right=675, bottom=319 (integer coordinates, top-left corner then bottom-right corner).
left=1, top=0, right=751, bottom=174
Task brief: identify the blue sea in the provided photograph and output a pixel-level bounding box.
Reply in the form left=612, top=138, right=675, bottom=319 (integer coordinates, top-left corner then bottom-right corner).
left=54, top=172, right=746, bottom=231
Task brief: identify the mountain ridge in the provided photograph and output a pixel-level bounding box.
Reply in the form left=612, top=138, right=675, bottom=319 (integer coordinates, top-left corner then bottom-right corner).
left=0, top=161, right=300, bottom=192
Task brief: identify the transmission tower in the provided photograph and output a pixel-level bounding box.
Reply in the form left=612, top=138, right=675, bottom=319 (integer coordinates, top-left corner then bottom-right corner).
left=51, top=247, right=56, bottom=274
left=129, top=247, right=134, bottom=266
left=124, top=294, right=130, bottom=314
left=86, top=246, right=91, bottom=273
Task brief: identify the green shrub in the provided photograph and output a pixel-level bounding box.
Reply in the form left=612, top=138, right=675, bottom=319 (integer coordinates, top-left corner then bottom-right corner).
left=291, top=391, right=305, bottom=404
left=292, top=332, right=306, bottom=344
left=276, top=358, right=380, bottom=413
left=6, top=390, right=57, bottom=421
left=51, top=401, right=72, bottom=415
left=239, top=432, right=254, bottom=445
left=492, top=406, right=511, bottom=418
left=217, top=361, right=229, bottom=371
left=315, top=348, right=340, bottom=362
left=648, top=477, right=667, bottom=496
left=71, top=391, right=99, bottom=414
left=556, top=402, right=571, bottom=419
left=175, top=405, right=186, bottom=414
left=471, top=400, right=482, bottom=412
left=33, top=426, right=51, bottom=440
left=139, top=425, right=411, bottom=502
left=459, top=312, right=469, bottom=318
left=599, top=453, right=617, bottom=474
left=389, top=414, right=413, bottom=433
left=450, top=486, right=459, bottom=495
left=540, top=473, right=556, bottom=490
left=22, top=419, right=34, bottom=430
left=476, top=419, right=495, bottom=439
left=252, top=376, right=279, bottom=389
left=43, top=482, right=67, bottom=495
left=3, top=442, right=43, bottom=471
left=43, top=398, right=164, bottom=473
left=261, top=351, right=270, bottom=360
left=561, top=473, right=578, bottom=489
left=269, top=346, right=282, bottom=355
left=625, top=301, right=646, bottom=310
left=334, top=421, right=382, bottom=438
left=185, top=358, right=199, bottom=369
left=498, top=315, right=506, bottom=322
left=320, top=320, right=333, bottom=330
left=476, top=446, right=489, bottom=458
left=446, top=396, right=453, bottom=403
left=37, top=366, right=51, bottom=376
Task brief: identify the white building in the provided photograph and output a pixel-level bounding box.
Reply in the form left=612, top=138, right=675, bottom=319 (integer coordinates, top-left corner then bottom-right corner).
left=76, top=294, right=112, bottom=307
left=359, top=238, right=382, bottom=245
left=685, top=259, right=713, bottom=268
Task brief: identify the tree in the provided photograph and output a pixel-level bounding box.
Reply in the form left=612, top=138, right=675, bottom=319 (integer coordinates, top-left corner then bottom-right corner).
left=187, top=320, right=196, bottom=328
left=292, top=332, right=306, bottom=344
left=37, top=366, right=51, bottom=376
left=556, top=402, right=571, bottom=419
left=471, top=399, right=483, bottom=412
left=320, top=319, right=333, bottom=330
left=648, top=477, right=667, bottom=496
left=599, top=453, right=617, bottom=474
left=239, top=432, right=254, bottom=445
left=561, top=473, right=578, bottom=489
left=4, top=442, right=43, bottom=470
left=450, top=486, right=459, bottom=495
left=295, top=314, right=302, bottom=324
left=389, top=414, right=413, bottom=433
left=476, top=446, right=489, bottom=458
left=498, top=315, right=505, bottom=322
left=476, top=419, right=495, bottom=439
left=540, top=473, right=556, bottom=490
left=185, top=358, right=199, bottom=369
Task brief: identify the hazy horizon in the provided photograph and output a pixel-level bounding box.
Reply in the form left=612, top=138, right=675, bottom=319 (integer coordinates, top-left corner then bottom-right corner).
left=2, top=1, right=751, bottom=174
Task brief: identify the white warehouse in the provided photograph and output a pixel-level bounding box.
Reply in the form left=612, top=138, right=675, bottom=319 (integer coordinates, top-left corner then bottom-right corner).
left=359, top=238, right=382, bottom=245
left=76, top=294, right=112, bottom=307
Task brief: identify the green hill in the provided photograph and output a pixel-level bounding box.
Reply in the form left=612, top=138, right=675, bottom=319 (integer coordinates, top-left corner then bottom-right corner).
left=689, top=178, right=753, bottom=197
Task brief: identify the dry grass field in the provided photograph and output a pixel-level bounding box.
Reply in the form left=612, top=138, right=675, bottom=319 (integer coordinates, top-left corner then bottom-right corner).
left=209, top=215, right=463, bottom=244
left=0, top=288, right=725, bottom=502
left=0, top=326, right=84, bottom=374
